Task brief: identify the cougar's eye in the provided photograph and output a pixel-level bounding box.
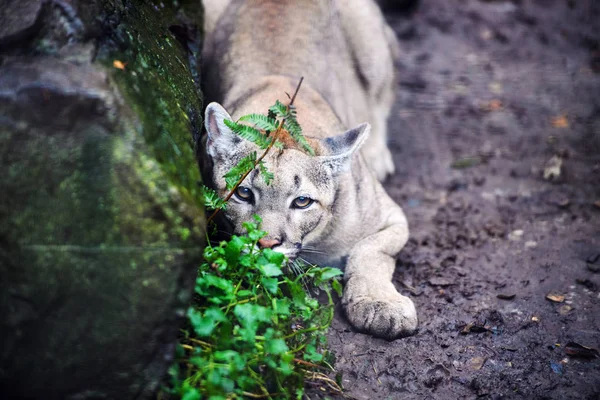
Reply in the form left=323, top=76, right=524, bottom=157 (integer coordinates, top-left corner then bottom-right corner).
left=292, top=196, right=313, bottom=209
left=234, top=186, right=254, bottom=202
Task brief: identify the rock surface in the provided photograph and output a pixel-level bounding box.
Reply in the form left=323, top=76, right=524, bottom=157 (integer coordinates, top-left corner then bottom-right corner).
left=0, top=1, right=205, bottom=398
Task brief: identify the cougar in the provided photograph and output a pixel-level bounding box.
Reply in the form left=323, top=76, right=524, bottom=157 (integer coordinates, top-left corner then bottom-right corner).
left=201, top=0, right=417, bottom=339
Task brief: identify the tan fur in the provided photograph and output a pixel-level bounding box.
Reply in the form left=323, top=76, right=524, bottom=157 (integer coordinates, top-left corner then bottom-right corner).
left=202, top=0, right=417, bottom=339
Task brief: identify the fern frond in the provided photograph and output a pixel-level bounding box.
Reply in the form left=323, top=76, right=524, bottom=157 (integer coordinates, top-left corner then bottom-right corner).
left=224, top=119, right=271, bottom=149
left=258, top=161, right=274, bottom=185
left=285, top=117, right=315, bottom=156
left=238, top=114, right=278, bottom=132
left=223, top=152, right=257, bottom=190
left=268, top=100, right=288, bottom=118
left=201, top=186, right=227, bottom=210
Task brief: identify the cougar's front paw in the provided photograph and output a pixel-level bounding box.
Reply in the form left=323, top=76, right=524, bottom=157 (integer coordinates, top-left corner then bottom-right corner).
left=342, top=280, right=417, bottom=340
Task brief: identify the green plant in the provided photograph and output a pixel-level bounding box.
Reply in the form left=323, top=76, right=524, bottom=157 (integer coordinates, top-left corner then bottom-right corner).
left=166, top=217, right=342, bottom=399
left=206, top=77, right=311, bottom=224
left=164, top=79, right=344, bottom=399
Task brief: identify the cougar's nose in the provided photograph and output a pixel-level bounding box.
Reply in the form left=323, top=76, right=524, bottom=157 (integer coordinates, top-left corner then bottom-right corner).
left=258, top=238, right=281, bottom=249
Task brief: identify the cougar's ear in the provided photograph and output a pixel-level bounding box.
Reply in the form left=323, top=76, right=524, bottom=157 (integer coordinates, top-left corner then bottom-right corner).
left=319, top=123, right=370, bottom=175
left=204, top=102, right=241, bottom=158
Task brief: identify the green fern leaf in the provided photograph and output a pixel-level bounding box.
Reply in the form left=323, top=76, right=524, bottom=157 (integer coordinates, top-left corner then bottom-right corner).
left=223, top=152, right=257, bottom=190
left=238, top=114, right=278, bottom=132
left=268, top=100, right=288, bottom=118
left=258, top=161, right=274, bottom=185
left=201, top=186, right=227, bottom=210
left=285, top=117, right=314, bottom=156
left=224, top=119, right=271, bottom=149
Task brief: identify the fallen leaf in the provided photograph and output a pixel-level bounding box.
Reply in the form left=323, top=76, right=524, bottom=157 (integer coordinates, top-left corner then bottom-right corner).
left=428, top=277, right=454, bottom=287
left=469, top=357, right=487, bottom=370
left=489, top=82, right=503, bottom=94
left=551, top=114, right=569, bottom=128
left=558, top=198, right=570, bottom=208
left=497, top=293, right=516, bottom=300
left=564, top=342, right=600, bottom=359
left=461, top=323, right=491, bottom=334
left=558, top=305, right=572, bottom=315
left=543, top=156, right=563, bottom=180
left=451, top=157, right=481, bottom=169
left=113, top=60, right=127, bottom=70
left=481, top=99, right=503, bottom=112
left=546, top=293, right=565, bottom=303
left=525, top=241, right=538, bottom=248
left=508, top=229, right=524, bottom=241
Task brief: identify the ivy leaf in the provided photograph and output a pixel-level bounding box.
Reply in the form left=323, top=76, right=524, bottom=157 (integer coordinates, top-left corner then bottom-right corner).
left=234, top=304, right=271, bottom=326
left=265, top=338, right=288, bottom=355
left=331, top=279, right=343, bottom=297
left=214, top=350, right=246, bottom=371
left=319, top=267, right=344, bottom=281
left=181, top=388, right=201, bottom=400
left=188, top=307, right=227, bottom=337
left=260, top=263, right=283, bottom=277
left=304, top=343, right=324, bottom=362
left=261, top=277, right=279, bottom=294
left=262, top=248, right=285, bottom=265
left=272, top=298, right=291, bottom=315
left=224, top=235, right=245, bottom=264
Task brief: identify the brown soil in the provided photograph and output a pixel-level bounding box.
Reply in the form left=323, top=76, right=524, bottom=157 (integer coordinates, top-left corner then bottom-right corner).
left=322, top=1, right=600, bottom=399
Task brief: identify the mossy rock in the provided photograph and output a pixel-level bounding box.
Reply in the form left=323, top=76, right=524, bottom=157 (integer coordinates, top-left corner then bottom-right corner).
left=0, top=0, right=205, bottom=398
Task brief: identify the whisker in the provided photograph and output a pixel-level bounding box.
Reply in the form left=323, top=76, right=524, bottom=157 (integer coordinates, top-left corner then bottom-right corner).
left=288, top=261, right=302, bottom=280
left=301, top=246, right=326, bottom=254
left=300, top=248, right=326, bottom=255
left=292, top=260, right=310, bottom=290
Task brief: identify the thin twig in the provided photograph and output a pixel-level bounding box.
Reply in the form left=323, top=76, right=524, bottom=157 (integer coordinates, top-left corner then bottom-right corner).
left=293, top=358, right=328, bottom=370
left=239, top=391, right=277, bottom=399
left=305, top=371, right=344, bottom=394
left=206, top=77, right=304, bottom=225
left=289, top=76, right=303, bottom=104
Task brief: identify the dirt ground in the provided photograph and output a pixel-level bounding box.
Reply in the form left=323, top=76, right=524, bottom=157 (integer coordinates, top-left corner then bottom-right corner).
left=321, top=1, right=600, bottom=399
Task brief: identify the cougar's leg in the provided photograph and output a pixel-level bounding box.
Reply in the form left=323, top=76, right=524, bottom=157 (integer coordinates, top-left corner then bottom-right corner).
left=338, top=0, right=399, bottom=180
left=341, top=200, right=417, bottom=339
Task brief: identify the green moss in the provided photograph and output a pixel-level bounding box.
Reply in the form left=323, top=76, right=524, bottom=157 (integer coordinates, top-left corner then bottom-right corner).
left=94, top=0, right=207, bottom=247
left=100, top=0, right=204, bottom=205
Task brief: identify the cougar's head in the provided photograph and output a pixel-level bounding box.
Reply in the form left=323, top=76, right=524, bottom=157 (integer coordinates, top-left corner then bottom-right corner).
left=204, top=102, right=368, bottom=261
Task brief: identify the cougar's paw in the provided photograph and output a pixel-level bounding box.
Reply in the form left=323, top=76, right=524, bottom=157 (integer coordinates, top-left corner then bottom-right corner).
left=342, top=282, right=417, bottom=340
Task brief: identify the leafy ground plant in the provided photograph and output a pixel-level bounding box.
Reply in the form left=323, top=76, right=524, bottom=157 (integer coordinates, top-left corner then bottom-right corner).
left=166, top=218, right=343, bottom=399
left=163, top=79, right=344, bottom=399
